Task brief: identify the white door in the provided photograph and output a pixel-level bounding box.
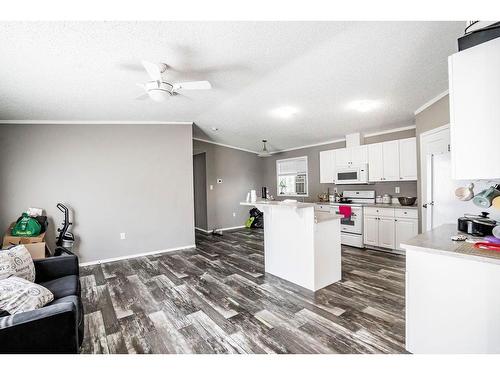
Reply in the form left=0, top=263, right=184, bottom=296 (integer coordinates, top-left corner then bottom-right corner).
left=395, top=218, right=418, bottom=251
left=351, top=145, right=368, bottom=165
left=382, top=140, right=400, bottom=181
left=399, top=138, right=417, bottom=180
left=368, top=143, right=384, bottom=182
left=334, top=148, right=351, bottom=167
left=378, top=217, right=395, bottom=249
left=319, top=150, right=335, bottom=184
left=363, top=216, right=379, bottom=246
left=420, top=126, right=450, bottom=232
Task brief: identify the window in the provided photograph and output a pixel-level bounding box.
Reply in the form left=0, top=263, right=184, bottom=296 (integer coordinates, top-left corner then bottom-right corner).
left=276, top=156, right=308, bottom=197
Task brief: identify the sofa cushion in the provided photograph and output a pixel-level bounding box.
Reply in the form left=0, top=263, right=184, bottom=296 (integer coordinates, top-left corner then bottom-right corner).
left=40, top=275, right=79, bottom=299
left=0, top=245, right=35, bottom=282
left=0, top=276, right=54, bottom=315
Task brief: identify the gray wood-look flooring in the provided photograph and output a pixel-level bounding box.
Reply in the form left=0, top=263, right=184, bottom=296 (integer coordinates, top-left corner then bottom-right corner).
left=80, top=228, right=407, bottom=354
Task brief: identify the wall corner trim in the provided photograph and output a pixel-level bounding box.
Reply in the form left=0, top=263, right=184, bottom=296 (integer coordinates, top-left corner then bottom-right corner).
left=193, top=137, right=260, bottom=155
left=79, top=244, right=196, bottom=266
left=414, top=90, right=449, bottom=116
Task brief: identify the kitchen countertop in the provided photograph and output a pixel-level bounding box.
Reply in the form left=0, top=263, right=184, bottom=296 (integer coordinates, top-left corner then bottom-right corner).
left=401, top=224, right=500, bottom=265
left=240, top=200, right=316, bottom=209
left=315, top=202, right=418, bottom=209
left=314, top=212, right=344, bottom=223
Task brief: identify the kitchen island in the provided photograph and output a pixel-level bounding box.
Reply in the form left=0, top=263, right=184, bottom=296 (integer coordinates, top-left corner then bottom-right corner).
left=402, top=224, right=500, bottom=354
left=240, top=200, right=344, bottom=291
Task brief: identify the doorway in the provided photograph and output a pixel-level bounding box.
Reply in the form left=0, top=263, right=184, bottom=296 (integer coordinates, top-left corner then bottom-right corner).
left=193, top=152, right=208, bottom=231
left=420, top=125, right=450, bottom=232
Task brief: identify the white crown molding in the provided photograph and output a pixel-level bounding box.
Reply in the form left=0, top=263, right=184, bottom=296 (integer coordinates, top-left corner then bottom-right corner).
left=79, top=244, right=196, bottom=266
left=0, top=120, right=194, bottom=125
left=276, top=138, right=345, bottom=153
left=414, top=90, right=449, bottom=116
left=193, top=137, right=260, bottom=155
left=364, top=124, right=416, bottom=138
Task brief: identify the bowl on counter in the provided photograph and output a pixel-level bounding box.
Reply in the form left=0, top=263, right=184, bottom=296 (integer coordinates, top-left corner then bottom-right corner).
left=398, top=197, right=417, bottom=206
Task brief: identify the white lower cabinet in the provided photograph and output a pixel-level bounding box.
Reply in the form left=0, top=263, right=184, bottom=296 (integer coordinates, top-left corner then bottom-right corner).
left=395, top=218, right=418, bottom=251
left=363, top=207, right=418, bottom=251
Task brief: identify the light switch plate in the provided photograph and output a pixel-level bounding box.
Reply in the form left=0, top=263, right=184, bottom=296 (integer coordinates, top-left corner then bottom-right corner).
left=395, top=186, right=400, bottom=194
left=210, top=185, right=214, bottom=190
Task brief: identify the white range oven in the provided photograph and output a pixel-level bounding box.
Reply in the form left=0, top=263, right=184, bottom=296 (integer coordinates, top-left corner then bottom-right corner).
left=321, top=190, right=375, bottom=248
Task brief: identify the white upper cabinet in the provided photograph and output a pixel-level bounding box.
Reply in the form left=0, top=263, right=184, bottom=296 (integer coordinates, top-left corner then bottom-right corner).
left=350, top=145, right=368, bottom=165
left=368, top=140, right=400, bottom=181
left=319, top=150, right=336, bottom=184
left=334, top=145, right=367, bottom=168
left=399, top=138, right=417, bottom=180
left=382, top=140, right=400, bottom=181
left=449, top=37, right=500, bottom=180
left=368, top=143, right=384, bottom=181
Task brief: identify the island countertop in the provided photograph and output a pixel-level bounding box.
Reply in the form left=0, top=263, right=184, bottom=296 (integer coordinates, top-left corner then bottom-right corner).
left=401, top=224, right=500, bottom=265
left=240, top=200, right=316, bottom=209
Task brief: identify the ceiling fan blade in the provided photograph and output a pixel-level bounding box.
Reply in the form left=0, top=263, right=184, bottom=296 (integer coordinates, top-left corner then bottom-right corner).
left=141, top=60, right=162, bottom=81
left=136, top=83, right=147, bottom=91
left=173, top=81, right=212, bottom=91
left=135, top=93, right=149, bottom=101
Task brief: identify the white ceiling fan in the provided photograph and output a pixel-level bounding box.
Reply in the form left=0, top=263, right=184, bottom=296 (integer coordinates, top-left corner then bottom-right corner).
left=136, top=60, right=212, bottom=102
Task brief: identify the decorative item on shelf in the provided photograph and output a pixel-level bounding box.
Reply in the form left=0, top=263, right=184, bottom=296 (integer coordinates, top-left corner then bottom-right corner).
left=250, top=190, right=257, bottom=203
left=472, top=184, right=500, bottom=208
left=455, top=183, right=475, bottom=201
left=382, top=193, right=392, bottom=204
left=318, top=192, right=329, bottom=202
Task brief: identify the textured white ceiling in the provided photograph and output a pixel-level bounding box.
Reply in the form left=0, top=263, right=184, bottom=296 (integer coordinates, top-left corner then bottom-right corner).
left=0, top=21, right=464, bottom=151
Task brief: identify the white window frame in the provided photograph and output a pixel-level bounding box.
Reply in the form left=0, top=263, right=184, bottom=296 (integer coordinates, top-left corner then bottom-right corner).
left=276, top=156, right=309, bottom=197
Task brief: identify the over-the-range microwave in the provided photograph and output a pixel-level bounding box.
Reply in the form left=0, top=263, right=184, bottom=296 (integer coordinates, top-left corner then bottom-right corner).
left=335, top=164, right=369, bottom=184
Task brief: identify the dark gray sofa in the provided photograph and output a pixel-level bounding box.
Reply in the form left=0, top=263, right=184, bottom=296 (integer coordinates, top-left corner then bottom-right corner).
left=0, top=252, right=84, bottom=353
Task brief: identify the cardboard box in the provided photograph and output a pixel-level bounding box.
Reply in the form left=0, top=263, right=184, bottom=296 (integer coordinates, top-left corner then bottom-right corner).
left=21, top=242, right=46, bottom=260
left=2, top=222, right=46, bottom=248
left=0, top=242, right=47, bottom=259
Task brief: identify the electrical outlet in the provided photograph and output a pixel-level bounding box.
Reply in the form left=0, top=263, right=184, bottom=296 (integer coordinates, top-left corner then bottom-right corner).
left=209, top=185, right=214, bottom=190
left=395, top=186, right=400, bottom=194
left=217, top=178, right=223, bottom=184
left=233, top=212, right=236, bottom=217
left=120, top=232, right=126, bottom=240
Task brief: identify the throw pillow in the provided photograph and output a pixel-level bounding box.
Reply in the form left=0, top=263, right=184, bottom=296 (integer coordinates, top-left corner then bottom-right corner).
left=0, top=276, right=54, bottom=315
left=0, top=245, right=35, bottom=282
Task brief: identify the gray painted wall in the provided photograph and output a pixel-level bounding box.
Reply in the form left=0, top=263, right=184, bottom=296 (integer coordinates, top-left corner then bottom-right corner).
left=261, top=128, right=418, bottom=202
left=193, top=140, right=263, bottom=230
left=415, top=94, right=450, bottom=231
left=193, top=153, right=208, bottom=230
left=0, top=124, right=195, bottom=263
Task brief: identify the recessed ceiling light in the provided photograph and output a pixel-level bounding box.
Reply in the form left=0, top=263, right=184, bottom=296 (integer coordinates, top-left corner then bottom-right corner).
left=347, top=100, right=381, bottom=113
left=211, top=127, right=219, bottom=132
left=270, top=106, right=300, bottom=119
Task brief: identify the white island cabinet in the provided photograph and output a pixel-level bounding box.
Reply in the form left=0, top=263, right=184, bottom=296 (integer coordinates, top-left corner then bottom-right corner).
left=402, top=224, right=500, bottom=354
left=241, top=200, right=343, bottom=291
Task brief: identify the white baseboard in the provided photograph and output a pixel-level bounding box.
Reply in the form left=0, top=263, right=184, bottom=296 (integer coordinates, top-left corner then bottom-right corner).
left=79, top=244, right=196, bottom=267
left=195, top=227, right=211, bottom=233
left=196, top=225, right=246, bottom=233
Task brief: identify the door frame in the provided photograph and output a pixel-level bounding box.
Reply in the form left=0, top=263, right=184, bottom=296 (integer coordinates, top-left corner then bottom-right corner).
left=419, top=124, right=450, bottom=232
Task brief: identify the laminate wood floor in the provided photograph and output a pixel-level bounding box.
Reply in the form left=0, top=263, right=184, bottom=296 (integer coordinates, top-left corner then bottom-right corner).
left=80, top=228, right=407, bottom=354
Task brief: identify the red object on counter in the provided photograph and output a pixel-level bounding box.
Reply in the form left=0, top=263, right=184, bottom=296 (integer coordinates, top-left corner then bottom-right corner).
left=473, top=242, right=500, bottom=252
left=339, top=205, right=352, bottom=218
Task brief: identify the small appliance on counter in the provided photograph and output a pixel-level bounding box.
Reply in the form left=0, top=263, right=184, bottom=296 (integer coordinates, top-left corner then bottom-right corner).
left=261, top=186, right=268, bottom=200
left=382, top=193, right=392, bottom=204
left=458, top=212, right=497, bottom=237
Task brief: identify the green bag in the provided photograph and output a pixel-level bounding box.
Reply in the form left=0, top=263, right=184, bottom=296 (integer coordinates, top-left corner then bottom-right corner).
left=245, top=216, right=255, bottom=228
left=11, top=212, right=42, bottom=237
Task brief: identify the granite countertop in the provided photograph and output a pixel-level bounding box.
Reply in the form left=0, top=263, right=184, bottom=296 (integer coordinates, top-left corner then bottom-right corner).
left=314, top=202, right=418, bottom=209
left=401, top=224, right=500, bottom=265
left=314, top=212, right=344, bottom=223
left=363, top=203, right=418, bottom=209
left=240, top=200, right=316, bottom=209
